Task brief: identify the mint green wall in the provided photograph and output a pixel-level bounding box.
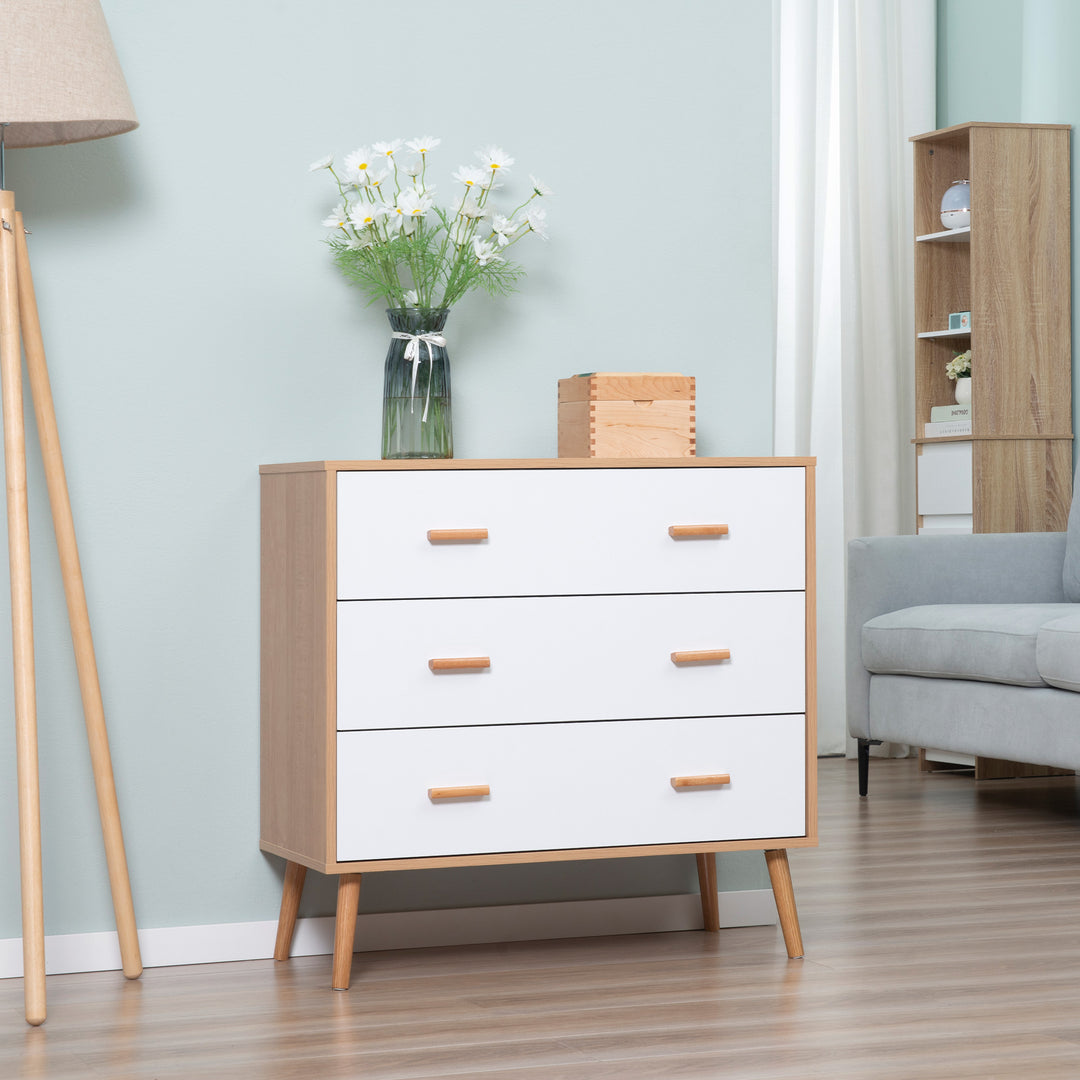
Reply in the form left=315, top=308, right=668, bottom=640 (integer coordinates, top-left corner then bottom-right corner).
left=936, top=0, right=1023, bottom=123
left=937, top=0, right=1080, bottom=455
left=0, top=0, right=776, bottom=941
left=938, top=0, right=1080, bottom=126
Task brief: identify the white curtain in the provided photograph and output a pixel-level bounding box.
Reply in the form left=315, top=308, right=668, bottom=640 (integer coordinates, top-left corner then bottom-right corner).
left=772, top=0, right=936, bottom=754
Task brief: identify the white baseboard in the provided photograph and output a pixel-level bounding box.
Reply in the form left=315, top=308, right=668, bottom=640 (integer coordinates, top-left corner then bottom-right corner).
left=0, top=889, right=776, bottom=979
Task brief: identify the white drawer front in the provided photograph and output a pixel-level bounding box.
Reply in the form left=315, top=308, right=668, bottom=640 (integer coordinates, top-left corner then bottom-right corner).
left=336, top=715, right=807, bottom=860
left=337, top=592, right=805, bottom=730
left=337, top=467, right=806, bottom=599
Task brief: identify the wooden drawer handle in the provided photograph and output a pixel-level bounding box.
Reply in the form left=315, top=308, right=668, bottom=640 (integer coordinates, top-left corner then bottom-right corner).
left=427, top=528, right=489, bottom=543
left=670, top=649, right=731, bottom=664
left=668, top=524, right=729, bottom=538
left=428, top=784, right=491, bottom=800
left=671, top=774, right=731, bottom=790
left=429, top=656, right=491, bottom=672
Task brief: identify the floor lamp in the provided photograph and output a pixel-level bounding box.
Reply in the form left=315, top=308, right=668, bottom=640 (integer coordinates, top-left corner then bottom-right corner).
left=1, top=1, right=141, bottom=1026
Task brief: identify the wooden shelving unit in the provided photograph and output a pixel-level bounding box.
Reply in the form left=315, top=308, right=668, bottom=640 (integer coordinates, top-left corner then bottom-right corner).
left=913, top=123, right=1075, bottom=780
left=912, top=121, right=1073, bottom=534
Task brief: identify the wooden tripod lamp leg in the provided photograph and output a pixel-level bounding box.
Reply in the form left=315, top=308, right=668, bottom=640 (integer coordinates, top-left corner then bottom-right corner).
left=12, top=212, right=142, bottom=981
left=1, top=192, right=46, bottom=1026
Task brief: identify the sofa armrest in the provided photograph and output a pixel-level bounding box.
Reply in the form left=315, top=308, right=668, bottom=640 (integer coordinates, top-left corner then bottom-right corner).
left=846, top=531, right=1067, bottom=739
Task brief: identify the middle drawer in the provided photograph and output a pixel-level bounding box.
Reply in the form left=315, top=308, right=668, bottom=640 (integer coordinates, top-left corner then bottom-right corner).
left=337, top=591, right=805, bottom=730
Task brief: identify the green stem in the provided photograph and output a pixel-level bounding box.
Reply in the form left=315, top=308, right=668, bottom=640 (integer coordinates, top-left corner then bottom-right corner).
left=505, top=192, right=534, bottom=221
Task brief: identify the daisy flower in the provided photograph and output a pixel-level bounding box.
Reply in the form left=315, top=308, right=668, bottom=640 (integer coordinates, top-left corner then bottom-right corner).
left=525, top=204, right=549, bottom=239
left=529, top=175, right=554, bottom=197
left=396, top=188, right=433, bottom=217
left=348, top=203, right=387, bottom=230
left=373, top=139, right=404, bottom=163
left=452, top=165, right=488, bottom=190
left=343, top=148, right=382, bottom=186
left=388, top=187, right=434, bottom=233
left=472, top=237, right=501, bottom=266
left=476, top=146, right=514, bottom=176
left=406, top=135, right=441, bottom=155
left=308, top=154, right=333, bottom=172
left=490, top=214, right=516, bottom=246
left=322, top=204, right=349, bottom=229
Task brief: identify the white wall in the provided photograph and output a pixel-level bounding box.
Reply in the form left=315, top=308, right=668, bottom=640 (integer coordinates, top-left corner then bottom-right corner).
left=0, top=0, right=776, bottom=939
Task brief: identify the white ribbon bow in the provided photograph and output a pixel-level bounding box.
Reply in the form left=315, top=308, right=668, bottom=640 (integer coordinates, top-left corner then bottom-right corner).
left=391, top=330, right=447, bottom=421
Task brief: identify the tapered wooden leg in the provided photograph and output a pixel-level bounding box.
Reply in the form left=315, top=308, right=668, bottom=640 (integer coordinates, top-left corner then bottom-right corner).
left=13, top=213, right=142, bottom=982
left=765, top=849, right=804, bottom=959
left=274, top=862, right=307, bottom=961
left=1, top=192, right=45, bottom=1026
left=695, top=852, right=720, bottom=932
left=331, top=874, right=362, bottom=991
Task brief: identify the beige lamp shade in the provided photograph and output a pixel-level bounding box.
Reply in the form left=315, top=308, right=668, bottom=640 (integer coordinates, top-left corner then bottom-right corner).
left=0, top=0, right=137, bottom=147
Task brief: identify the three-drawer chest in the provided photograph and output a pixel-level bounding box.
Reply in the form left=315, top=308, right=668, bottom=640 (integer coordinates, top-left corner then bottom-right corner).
left=260, top=458, right=817, bottom=989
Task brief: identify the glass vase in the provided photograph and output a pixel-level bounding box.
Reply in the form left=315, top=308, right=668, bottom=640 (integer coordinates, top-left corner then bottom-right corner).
left=381, top=307, right=453, bottom=460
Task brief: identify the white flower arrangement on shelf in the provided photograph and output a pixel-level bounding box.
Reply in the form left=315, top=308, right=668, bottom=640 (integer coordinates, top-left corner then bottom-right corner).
left=311, top=137, right=552, bottom=311
left=945, top=349, right=972, bottom=380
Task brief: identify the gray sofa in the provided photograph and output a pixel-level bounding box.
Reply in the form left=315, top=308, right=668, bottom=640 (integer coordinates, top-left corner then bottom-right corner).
left=846, top=490, right=1080, bottom=795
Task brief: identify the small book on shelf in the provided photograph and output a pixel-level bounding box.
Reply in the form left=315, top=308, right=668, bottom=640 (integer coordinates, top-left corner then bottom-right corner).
left=924, top=418, right=972, bottom=438
left=929, top=404, right=971, bottom=422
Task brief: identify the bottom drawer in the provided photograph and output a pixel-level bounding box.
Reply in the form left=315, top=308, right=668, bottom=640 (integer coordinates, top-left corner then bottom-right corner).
left=336, top=715, right=806, bottom=861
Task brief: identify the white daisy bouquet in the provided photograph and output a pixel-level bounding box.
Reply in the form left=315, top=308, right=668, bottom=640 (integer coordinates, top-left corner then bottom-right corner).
left=311, top=137, right=551, bottom=311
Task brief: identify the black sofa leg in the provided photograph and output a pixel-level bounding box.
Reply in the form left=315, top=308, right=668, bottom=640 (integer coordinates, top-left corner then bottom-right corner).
left=857, top=739, right=881, bottom=796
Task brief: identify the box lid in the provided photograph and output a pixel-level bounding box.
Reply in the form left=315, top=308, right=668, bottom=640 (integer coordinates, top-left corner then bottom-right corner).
left=558, top=373, right=694, bottom=403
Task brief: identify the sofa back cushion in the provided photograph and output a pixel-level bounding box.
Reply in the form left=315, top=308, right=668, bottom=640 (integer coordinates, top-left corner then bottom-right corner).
left=1063, top=472, right=1080, bottom=600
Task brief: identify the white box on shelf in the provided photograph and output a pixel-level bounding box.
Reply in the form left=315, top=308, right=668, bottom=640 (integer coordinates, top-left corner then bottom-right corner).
left=917, top=441, right=973, bottom=517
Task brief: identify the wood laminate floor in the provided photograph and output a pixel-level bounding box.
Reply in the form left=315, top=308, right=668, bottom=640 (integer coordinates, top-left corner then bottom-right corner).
left=5, top=756, right=1080, bottom=1078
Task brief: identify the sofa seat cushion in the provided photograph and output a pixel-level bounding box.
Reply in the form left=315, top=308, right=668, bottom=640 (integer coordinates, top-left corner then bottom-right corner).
left=1036, top=613, right=1080, bottom=692
left=862, top=603, right=1080, bottom=687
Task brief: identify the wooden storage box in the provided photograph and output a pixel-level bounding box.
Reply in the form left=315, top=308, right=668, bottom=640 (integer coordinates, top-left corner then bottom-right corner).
left=558, top=372, right=695, bottom=458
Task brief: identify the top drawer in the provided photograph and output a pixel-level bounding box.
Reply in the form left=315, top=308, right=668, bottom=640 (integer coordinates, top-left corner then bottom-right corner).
left=337, top=466, right=806, bottom=599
